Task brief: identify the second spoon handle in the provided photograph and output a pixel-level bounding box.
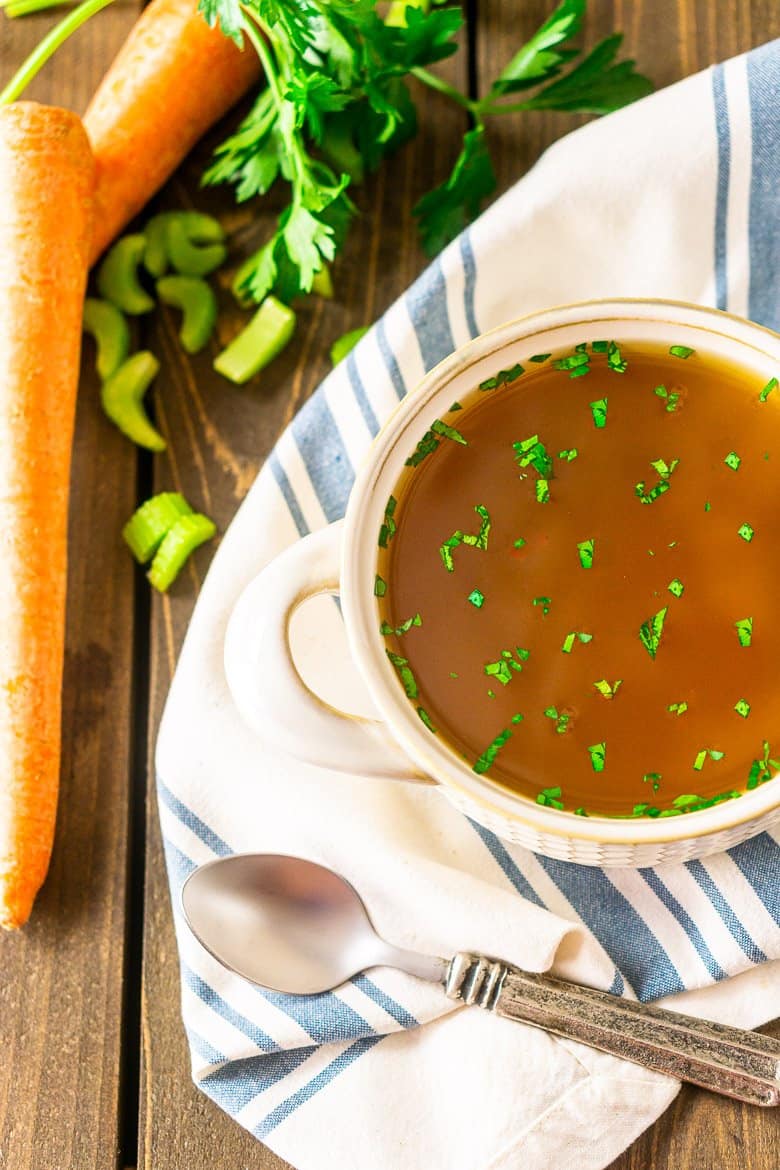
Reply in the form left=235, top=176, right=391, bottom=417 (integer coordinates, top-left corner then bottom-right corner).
left=445, top=953, right=780, bottom=1107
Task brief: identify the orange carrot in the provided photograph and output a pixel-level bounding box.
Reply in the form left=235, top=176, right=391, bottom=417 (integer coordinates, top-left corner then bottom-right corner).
left=0, top=101, right=94, bottom=929
left=84, top=0, right=260, bottom=263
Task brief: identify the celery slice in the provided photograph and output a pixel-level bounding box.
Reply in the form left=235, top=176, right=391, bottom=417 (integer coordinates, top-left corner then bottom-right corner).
left=100, top=352, right=166, bottom=451
left=310, top=266, right=334, bottom=299
left=122, top=492, right=193, bottom=563
left=156, top=276, right=218, bottom=354
left=166, top=215, right=226, bottom=277
left=213, top=296, right=296, bottom=384
left=144, top=211, right=226, bottom=278
left=147, top=514, right=217, bottom=592
left=97, top=234, right=154, bottom=314
left=82, top=297, right=130, bottom=381
left=330, top=326, right=369, bottom=366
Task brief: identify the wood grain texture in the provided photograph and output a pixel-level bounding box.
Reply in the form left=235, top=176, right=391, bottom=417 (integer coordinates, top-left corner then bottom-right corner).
left=0, top=9, right=141, bottom=1168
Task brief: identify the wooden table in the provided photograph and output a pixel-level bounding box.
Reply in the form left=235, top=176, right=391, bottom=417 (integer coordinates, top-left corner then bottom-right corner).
left=1, top=3, right=779, bottom=1167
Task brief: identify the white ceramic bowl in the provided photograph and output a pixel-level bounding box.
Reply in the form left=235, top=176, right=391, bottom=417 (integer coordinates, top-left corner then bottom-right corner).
left=225, top=300, right=780, bottom=866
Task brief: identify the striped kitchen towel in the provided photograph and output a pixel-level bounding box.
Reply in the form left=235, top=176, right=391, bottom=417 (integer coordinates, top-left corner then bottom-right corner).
left=156, top=41, right=780, bottom=1170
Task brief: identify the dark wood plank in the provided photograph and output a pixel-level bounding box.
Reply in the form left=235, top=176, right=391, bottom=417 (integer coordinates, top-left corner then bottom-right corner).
left=0, top=10, right=142, bottom=1169
left=477, top=6, right=780, bottom=1169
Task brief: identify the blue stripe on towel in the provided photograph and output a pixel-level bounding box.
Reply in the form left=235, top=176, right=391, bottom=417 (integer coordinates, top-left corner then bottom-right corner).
left=728, top=833, right=780, bottom=927
left=200, top=1050, right=316, bottom=1113
left=346, top=351, right=381, bottom=437
left=187, top=1028, right=228, bottom=1068
left=253, top=1036, right=383, bottom=1139
left=259, top=986, right=378, bottom=1046
left=269, top=452, right=310, bottom=538
left=291, top=393, right=355, bottom=522
left=460, top=229, right=480, bottom=339
left=352, top=975, right=419, bottom=1029
left=747, top=43, right=780, bottom=330
left=711, top=63, right=730, bottom=311
left=376, top=319, right=407, bottom=400
left=406, top=256, right=456, bottom=372
left=638, top=869, right=726, bottom=981
left=184, top=964, right=279, bottom=1052
left=685, top=861, right=768, bottom=964
left=158, top=778, right=231, bottom=857
left=467, top=820, right=545, bottom=908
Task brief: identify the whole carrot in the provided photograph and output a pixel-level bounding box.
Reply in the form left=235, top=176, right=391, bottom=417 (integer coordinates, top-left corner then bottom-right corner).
left=0, top=101, right=94, bottom=929
left=84, top=0, right=260, bottom=263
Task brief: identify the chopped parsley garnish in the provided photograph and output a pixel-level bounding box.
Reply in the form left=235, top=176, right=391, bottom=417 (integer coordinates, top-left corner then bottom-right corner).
left=479, top=363, right=524, bottom=391
left=555, top=351, right=590, bottom=376
left=378, top=495, right=397, bottom=548
left=735, top=617, right=753, bottom=647
left=385, top=650, right=418, bottom=698
left=643, top=772, right=662, bottom=792
left=724, top=451, right=741, bottom=471
left=405, top=418, right=467, bottom=466
left=738, top=522, right=754, bottom=542
left=439, top=504, right=491, bottom=570
left=606, top=341, right=627, bottom=373
left=594, top=679, right=622, bottom=699
left=449, top=671, right=458, bottom=679
left=668, top=578, right=684, bottom=598
left=590, top=340, right=608, bottom=353
left=589, top=397, right=608, bottom=428
left=473, top=720, right=522, bottom=774
left=577, top=538, right=595, bottom=569
left=417, top=707, right=436, bottom=732
left=484, top=647, right=527, bottom=685
left=669, top=345, right=695, bottom=359
left=533, top=596, right=551, bottom=615
left=638, top=606, right=667, bottom=659
left=667, top=701, right=688, bottom=716
left=468, top=588, right=485, bottom=608
left=704, top=501, right=711, bottom=512
left=530, top=353, right=551, bottom=363
left=693, top=748, right=725, bottom=771
left=380, top=613, right=422, bottom=637
left=574, top=807, right=588, bottom=816
left=654, top=384, right=680, bottom=412
left=562, top=631, right=592, bottom=653
left=448, top=400, right=463, bottom=412
left=734, top=699, right=751, bottom=718
left=374, top=575, right=387, bottom=597
left=513, top=537, right=526, bottom=549
left=536, top=786, right=564, bottom=809
left=759, top=376, right=778, bottom=403
left=513, top=434, right=553, bottom=477
left=431, top=418, right=467, bottom=445
left=588, top=742, right=606, bottom=772
left=544, top=706, right=571, bottom=735
left=558, top=448, right=578, bottom=462
left=635, top=457, right=679, bottom=504
left=536, top=479, right=550, bottom=503
left=747, top=740, right=780, bottom=788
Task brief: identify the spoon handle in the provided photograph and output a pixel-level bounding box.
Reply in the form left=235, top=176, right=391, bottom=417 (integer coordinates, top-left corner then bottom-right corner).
left=445, top=953, right=780, bottom=1107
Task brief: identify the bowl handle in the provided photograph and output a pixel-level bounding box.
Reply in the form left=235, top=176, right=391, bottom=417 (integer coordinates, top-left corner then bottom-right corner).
left=224, top=520, right=429, bottom=783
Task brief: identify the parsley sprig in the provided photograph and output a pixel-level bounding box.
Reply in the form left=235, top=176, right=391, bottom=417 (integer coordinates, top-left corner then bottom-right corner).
left=200, top=0, right=652, bottom=299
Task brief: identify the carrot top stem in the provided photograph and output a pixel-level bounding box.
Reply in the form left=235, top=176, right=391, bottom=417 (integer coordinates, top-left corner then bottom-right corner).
left=0, top=0, right=114, bottom=104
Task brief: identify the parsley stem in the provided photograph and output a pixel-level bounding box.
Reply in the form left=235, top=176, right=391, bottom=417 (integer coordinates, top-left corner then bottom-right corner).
left=0, top=0, right=115, bottom=104
left=412, top=67, right=478, bottom=114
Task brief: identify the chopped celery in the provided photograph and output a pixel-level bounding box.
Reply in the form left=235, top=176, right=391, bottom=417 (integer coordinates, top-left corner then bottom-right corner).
left=166, top=214, right=227, bottom=277
left=100, top=352, right=166, bottom=451
left=82, top=297, right=130, bottom=381
left=156, top=276, right=217, bottom=354
left=122, top=492, right=193, bottom=563
left=97, top=234, right=154, bottom=314
left=147, top=514, right=217, bottom=591
left=144, top=211, right=226, bottom=278
left=213, top=296, right=296, bottom=384
left=330, top=326, right=369, bottom=366
left=310, top=266, right=334, bottom=299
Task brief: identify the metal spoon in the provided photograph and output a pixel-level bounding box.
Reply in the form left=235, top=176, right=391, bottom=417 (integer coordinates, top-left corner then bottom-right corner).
left=181, top=853, right=780, bottom=1107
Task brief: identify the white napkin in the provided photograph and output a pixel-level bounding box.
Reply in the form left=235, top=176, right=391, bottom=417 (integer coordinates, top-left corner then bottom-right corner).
left=156, top=41, right=780, bottom=1170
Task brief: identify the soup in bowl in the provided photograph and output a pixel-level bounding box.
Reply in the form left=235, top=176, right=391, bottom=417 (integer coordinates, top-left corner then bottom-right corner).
left=224, top=300, right=780, bottom=866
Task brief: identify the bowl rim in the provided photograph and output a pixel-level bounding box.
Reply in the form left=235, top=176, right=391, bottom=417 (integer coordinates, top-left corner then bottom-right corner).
left=341, top=297, right=780, bottom=846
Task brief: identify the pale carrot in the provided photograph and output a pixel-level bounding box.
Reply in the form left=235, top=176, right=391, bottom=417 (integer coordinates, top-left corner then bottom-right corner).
left=84, top=0, right=260, bottom=263
left=0, top=101, right=95, bottom=929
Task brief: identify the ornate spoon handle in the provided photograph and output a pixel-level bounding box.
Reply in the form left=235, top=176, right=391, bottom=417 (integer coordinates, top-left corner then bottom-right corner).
left=445, top=953, right=780, bottom=1107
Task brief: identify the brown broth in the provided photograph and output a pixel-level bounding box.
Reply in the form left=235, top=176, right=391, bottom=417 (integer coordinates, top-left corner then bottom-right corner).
left=376, top=342, right=780, bottom=818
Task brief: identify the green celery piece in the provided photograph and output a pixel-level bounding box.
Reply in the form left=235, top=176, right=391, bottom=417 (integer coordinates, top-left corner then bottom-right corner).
left=97, top=235, right=154, bottom=315
left=166, top=214, right=227, bottom=277
left=100, top=352, right=165, bottom=451
left=214, top=297, right=296, bottom=384
left=156, top=276, right=218, bottom=354
left=147, top=514, right=217, bottom=592
left=143, top=211, right=224, bottom=277
left=82, top=297, right=130, bottom=381
left=122, top=492, right=193, bottom=563
left=330, top=326, right=370, bottom=365
left=310, top=266, right=334, bottom=299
